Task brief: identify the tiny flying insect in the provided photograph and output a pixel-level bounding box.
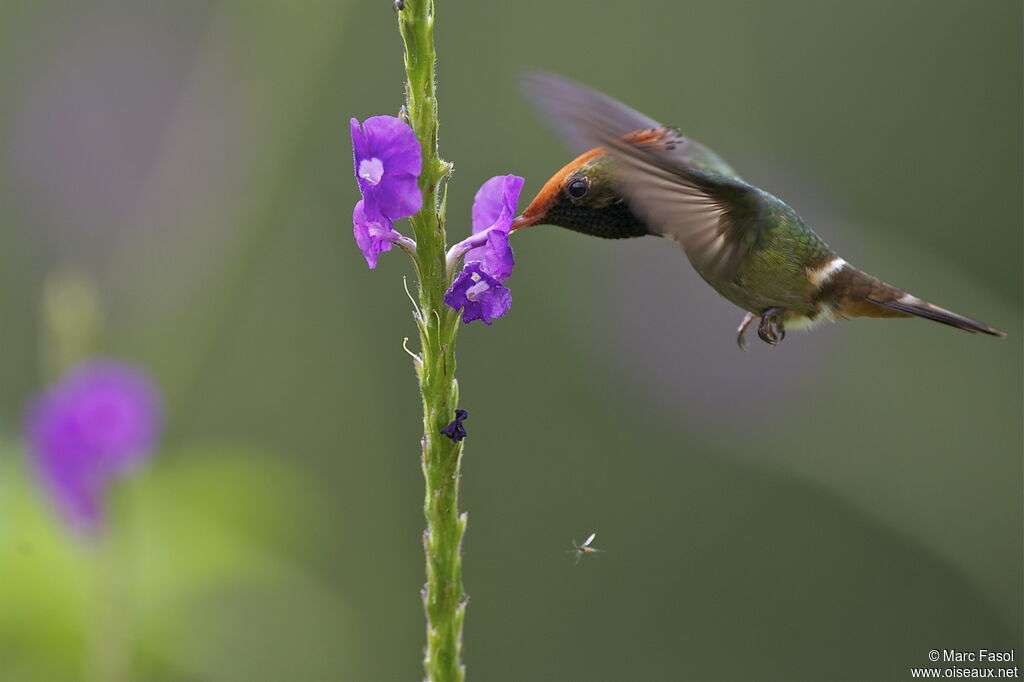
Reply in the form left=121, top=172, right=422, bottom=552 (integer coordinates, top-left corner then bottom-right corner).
left=569, top=532, right=603, bottom=564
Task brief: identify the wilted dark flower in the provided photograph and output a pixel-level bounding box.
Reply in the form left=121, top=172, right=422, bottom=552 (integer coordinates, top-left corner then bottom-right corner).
left=440, top=409, right=468, bottom=442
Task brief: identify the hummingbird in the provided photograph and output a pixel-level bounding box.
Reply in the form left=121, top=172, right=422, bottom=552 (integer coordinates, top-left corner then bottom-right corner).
left=511, top=72, right=1006, bottom=348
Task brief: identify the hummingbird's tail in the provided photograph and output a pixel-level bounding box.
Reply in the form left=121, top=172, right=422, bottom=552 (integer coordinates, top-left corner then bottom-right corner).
left=831, top=267, right=1006, bottom=337
left=863, top=294, right=1006, bottom=336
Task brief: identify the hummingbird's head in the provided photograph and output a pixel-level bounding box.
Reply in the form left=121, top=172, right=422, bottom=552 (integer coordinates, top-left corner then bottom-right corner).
left=510, top=149, right=649, bottom=239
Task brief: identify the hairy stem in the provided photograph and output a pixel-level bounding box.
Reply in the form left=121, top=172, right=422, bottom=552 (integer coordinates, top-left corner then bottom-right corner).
left=398, top=2, right=466, bottom=680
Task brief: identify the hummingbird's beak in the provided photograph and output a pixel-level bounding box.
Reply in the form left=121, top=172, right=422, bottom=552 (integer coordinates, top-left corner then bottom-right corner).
left=510, top=213, right=539, bottom=231
left=510, top=180, right=556, bottom=230
left=509, top=190, right=548, bottom=230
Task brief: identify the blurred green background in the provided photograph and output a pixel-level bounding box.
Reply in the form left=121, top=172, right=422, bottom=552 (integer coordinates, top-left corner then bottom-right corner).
left=0, top=1, right=1020, bottom=680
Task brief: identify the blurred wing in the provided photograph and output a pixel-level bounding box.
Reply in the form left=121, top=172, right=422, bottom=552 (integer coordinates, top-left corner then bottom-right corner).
left=521, top=71, right=662, bottom=155
left=602, top=134, right=768, bottom=280
left=521, top=70, right=741, bottom=179
left=523, top=71, right=767, bottom=280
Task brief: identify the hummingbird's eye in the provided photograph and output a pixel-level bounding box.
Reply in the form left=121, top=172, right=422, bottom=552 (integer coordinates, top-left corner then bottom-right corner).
left=566, top=177, right=590, bottom=200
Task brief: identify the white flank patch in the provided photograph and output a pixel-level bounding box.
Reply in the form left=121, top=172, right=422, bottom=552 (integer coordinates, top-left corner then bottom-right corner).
left=786, top=304, right=838, bottom=331
left=807, top=258, right=847, bottom=287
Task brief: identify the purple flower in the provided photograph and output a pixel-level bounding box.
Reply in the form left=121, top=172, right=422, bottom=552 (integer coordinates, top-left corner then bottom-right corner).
left=443, top=262, right=512, bottom=325
left=440, top=409, right=468, bottom=442
left=353, top=200, right=401, bottom=269
left=350, top=115, right=422, bottom=220
left=444, top=175, right=524, bottom=324
left=464, top=175, right=523, bottom=281
left=25, top=360, right=162, bottom=534
left=465, top=226, right=514, bottom=282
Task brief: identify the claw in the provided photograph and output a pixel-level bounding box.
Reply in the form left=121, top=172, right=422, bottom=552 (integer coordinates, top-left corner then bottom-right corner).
left=736, top=312, right=756, bottom=351
left=757, top=307, right=787, bottom=346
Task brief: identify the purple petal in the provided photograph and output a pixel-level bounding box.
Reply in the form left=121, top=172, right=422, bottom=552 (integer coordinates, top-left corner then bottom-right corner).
left=353, top=200, right=400, bottom=269
left=465, top=228, right=514, bottom=282
left=25, top=361, right=162, bottom=533
left=472, top=174, right=525, bottom=233
left=351, top=116, right=423, bottom=219
left=361, top=115, right=422, bottom=178
left=350, top=118, right=370, bottom=176
left=443, top=262, right=512, bottom=325
left=368, top=173, right=422, bottom=220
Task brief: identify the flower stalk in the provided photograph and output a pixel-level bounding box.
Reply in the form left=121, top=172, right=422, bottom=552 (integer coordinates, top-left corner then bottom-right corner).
left=351, top=5, right=523, bottom=678
left=397, top=2, right=467, bottom=681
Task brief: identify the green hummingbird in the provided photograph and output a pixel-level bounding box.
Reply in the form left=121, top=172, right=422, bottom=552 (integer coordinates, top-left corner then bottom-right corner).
left=510, top=72, right=1006, bottom=348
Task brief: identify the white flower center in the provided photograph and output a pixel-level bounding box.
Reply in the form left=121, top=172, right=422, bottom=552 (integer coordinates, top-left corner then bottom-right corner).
left=465, top=275, right=490, bottom=302
left=367, top=220, right=391, bottom=239
left=358, top=157, right=384, bottom=185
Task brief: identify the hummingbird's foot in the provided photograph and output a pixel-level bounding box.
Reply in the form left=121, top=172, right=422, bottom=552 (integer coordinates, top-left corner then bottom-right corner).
left=736, top=312, right=756, bottom=351
left=757, top=307, right=787, bottom=346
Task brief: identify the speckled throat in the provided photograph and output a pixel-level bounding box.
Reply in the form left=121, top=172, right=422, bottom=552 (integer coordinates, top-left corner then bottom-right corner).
left=545, top=199, right=650, bottom=239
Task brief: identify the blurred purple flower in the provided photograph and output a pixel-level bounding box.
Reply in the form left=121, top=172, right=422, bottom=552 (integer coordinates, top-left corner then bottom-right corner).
left=350, top=115, right=422, bottom=220
left=444, top=175, right=523, bottom=324
left=25, top=360, right=162, bottom=534
left=443, top=262, right=512, bottom=325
